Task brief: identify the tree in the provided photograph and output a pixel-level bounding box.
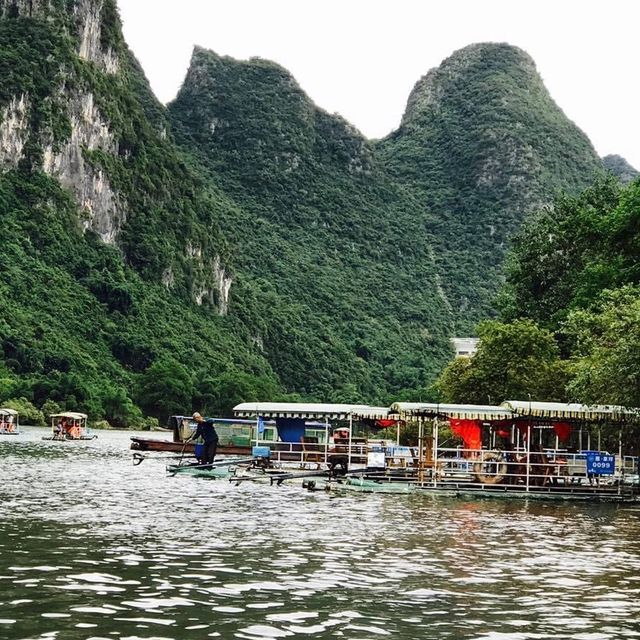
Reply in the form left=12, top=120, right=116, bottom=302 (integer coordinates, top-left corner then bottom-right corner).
left=101, top=385, right=142, bottom=428
left=437, top=319, right=571, bottom=404
left=194, top=370, right=281, bottom=417
left=565, top=286, right=640, bottom=407
left=499, top=178, right=623, bottom=328
left=137, top=358, right=194, bottom=422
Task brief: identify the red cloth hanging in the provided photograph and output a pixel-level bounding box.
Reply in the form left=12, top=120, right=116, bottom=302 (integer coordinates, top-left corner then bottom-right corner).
left=375, top=419, right=398, bottom=429
left=450, top=418, right=482, bottom=452
left=553, top=422, right=572, bottom=442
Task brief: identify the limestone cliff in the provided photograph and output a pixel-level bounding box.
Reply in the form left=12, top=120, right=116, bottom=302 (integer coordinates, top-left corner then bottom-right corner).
left=602, top=154, right=638, bottom=184
left=0, top=0, right=232, bottom=310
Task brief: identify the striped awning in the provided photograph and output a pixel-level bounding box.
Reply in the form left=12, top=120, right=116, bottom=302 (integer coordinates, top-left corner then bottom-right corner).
left=502, top=400, right=640, bottom=422
left=233, top=402, right=392, bottom=421
left=391, top=402, right=513, bottom=421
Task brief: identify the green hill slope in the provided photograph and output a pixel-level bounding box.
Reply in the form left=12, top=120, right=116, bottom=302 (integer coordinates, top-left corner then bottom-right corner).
left=0, top=0, right=289, bottom=421
left=168, top=47, right=454, bottom=399
left=376, top=43, right=604, bottom=332
left=0, top=1, right=454, bottom=421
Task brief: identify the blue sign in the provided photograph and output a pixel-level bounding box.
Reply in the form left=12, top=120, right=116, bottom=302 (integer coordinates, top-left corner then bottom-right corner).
left=585, top=452, right=615, bottom=475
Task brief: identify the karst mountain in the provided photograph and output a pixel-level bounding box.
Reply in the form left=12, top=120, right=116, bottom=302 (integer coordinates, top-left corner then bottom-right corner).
left=0, top=0, right=631, bottom=420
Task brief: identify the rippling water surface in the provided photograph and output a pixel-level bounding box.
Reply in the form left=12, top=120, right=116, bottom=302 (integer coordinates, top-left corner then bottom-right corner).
left=1, top=428, right=639, bottom=640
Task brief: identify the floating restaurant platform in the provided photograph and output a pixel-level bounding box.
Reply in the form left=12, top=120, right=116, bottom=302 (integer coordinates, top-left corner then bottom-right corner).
left=225, top=400, right=640, bottom=502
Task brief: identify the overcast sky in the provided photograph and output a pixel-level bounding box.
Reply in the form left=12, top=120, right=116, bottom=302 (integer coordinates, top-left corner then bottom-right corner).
left=117, top=0, right=640, bottom=169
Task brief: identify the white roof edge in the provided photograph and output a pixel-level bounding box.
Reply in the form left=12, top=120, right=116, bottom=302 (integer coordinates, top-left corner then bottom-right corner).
left=391, top=402, right=513, bottom=420
left=49, top=412, right=88, bottom=420
left=233, top=402, right=391, bottom=420
left=0, top=408, right=18, bottom=415
left=502, top=400, right=640, bottom=420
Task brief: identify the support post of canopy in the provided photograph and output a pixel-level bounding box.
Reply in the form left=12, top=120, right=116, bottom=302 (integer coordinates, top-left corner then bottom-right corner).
left=418, top=417, right=424, bottom=484
left=324, top=416, right=329, bottom=466
left=618, top=428, right=623, bottom=496
left=433, top=417, right=439, bottom=487
left=254, top=406, right=260, bottom=450
left=525, top=424, right=531, bottom=492
left=347, top=413, right=353, bottom=471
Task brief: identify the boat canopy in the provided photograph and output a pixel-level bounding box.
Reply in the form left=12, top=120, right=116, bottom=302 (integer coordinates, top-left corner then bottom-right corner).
left=233, top=402, right=391, bottom=421
left=391, top=402, right=513, bottom=421
left=501, top=400, right=640, bottom=422
left=0, top=408, right=18, bottom=416
left=50, top=412, right=88, bottom=420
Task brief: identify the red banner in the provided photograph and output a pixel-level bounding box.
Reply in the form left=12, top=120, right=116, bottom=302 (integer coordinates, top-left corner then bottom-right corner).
left=553, top=422, right=572, bottom=443
left=450, top=418, right=482, bottom=452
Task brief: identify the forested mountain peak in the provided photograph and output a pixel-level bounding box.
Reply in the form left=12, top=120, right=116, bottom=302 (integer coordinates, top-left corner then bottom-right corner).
left=172, top=44, right=374, bottom=197
left=377, top=41, right=604, bottom=332
left=168, top=45, right=455, bottom=400
left=602, top=154, right=639, bottom=184
left=401, top=42, right=537, bottom=130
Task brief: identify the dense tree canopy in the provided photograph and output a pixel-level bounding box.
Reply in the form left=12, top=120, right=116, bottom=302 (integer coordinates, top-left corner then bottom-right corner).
left=439, top=178, right=640, bottom=408
left=437, top=320, right=570, bottom=404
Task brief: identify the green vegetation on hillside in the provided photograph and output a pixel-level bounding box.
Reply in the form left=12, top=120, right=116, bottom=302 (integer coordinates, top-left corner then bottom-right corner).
left=2, top=3, right=632, bottom=423
left=0, top=2, right=455, bottom=424
left=438, top=177, right=640, bottom=407
left=168, top=47, right=454, bottom=400
left=377, top=43, right=604, bottom=332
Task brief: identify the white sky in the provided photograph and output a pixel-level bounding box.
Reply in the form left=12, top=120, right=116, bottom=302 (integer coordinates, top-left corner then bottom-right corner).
left=117, top=0, right=640, bottom=169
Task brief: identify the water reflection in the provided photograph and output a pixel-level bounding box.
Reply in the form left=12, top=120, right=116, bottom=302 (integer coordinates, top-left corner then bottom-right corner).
left=0, top=428, right=639, bottom=639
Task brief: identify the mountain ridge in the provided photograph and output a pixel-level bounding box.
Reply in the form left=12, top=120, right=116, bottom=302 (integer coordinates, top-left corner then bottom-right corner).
left=0, top=1, right=626, bottom=421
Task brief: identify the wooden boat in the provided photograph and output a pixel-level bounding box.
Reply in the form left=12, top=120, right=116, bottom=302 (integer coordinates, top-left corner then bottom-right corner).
left=130, top=436, right=251, bottom=456
left=131, top=415, right=255, bottom=455
left=0, top=408, right=19, bottom=435
left=42, top=412, right=97, bottom=441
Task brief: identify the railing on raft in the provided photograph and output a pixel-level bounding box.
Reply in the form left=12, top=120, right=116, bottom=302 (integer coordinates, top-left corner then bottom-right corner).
left=252, top=438, right=639, bottom=494
left=252, top=438, right=370, bottom=468
left=413, top=446, right=639, bottom=494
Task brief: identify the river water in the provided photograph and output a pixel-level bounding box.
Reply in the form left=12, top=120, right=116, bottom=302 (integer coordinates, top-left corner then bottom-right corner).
left=1, top=428, right=639, bottom=640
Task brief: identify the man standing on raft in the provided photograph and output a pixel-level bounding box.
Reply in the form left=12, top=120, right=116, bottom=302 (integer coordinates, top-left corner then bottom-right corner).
left=191, top=412, right=219, bottom=466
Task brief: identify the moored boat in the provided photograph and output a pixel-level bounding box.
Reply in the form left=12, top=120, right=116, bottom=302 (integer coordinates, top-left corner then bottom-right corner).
left=42, top=412, right=97, bottom=441
left=131, top=415, right=262, bottom=455
left=227, top=400, right=640, bottom=503
left=0, top=408, right=20, bottom=435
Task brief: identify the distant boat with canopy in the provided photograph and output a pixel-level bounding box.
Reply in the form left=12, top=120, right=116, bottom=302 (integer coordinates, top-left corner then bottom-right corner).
left=0, top=408, right=19, bottom=435
left=42, top=412, right=97, bottom=441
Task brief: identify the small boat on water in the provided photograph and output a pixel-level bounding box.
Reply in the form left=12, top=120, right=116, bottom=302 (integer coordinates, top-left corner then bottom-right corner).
left=0, top=408, right=19, bottom=435
left=42, top=412, right=97, bottom=441
left=131, top=415, right=261, bottom=456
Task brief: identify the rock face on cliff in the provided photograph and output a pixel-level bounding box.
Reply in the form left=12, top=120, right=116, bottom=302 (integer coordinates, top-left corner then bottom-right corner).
left=0, top=0, right=231, bottom=301
left=377, top=43, right=604, bottom=331
left=169, top=47, right=454, bottom=396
